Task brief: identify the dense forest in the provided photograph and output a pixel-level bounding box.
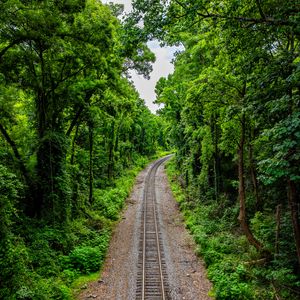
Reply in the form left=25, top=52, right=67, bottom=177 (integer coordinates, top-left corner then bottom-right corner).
left=129, top=0, right=300, bottom=299
left=0, top=0, right=167, bottom=298
left=1, top=0, right=300, bottom=299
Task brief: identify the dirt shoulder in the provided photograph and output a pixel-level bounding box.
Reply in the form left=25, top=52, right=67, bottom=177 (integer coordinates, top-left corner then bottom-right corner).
left=77, top=161, right=212, bottom=300
left=156, top=163, right=212, bottom=299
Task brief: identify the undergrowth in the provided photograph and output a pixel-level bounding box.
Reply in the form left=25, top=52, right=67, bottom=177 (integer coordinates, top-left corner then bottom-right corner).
left=166, top=158, right=300, bottom=300
left=0, top=155, right=157, bottom=299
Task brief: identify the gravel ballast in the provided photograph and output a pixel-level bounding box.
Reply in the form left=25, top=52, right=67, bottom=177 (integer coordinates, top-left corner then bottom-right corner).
left=78, top=160, right=212, bottom=300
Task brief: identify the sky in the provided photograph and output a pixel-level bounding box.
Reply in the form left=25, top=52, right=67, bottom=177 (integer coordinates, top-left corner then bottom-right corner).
left=102, top=0, right=178, bottom=113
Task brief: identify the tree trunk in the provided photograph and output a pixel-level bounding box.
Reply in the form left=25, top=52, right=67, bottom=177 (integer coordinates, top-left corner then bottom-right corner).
left=212, top=116, right=220, bottom=200
left=35, top=87, right=47, bottom=218
left=70, top=123, right=79, bottom=165
left=0, top=123, right=36, bottom=216
left=0, top=123, right=30, bottom=185
left=249, top=141, right=261, bottom=210
left=66, top=105, right=84, bottom=137
left=66, top=91, right=95, bottom=137
left=36, top=93, right=70, bottom=222
left=287, top=179, right=300, bottom=266
left=275, top=204, right=281, bottom=255
left=36, top=129, right=70, bottom=223
left=238, top=113, right=263, bottom=251
left=107, top=121, right=115, bottom=179
left=88, top=123, right=94, bottom=203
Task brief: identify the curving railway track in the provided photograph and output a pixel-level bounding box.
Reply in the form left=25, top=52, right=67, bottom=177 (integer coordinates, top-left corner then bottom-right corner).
left=78, top=154, right=212, bottom=300
left=136, top=156, right=171, bottom=300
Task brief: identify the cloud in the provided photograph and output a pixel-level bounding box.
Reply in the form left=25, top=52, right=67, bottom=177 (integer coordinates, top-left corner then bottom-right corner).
left=147, top=40, right=161, bottom=49
left=131, top=40, right=176, bottom=113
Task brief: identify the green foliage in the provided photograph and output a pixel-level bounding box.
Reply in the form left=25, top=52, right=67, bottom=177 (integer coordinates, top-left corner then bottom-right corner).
left=15, top=276, right=73, bottom=300
left=0, top=165, right=30, bottom=299
left=0, top=237, right=31, bottom=300
left=94, top=188, right=127, bottom=220
left=166, top=158, right=300, bottom=299
left=250, top=212, right=276, bottom=252
left=257, top=111, right=300, bottom=184
left=208, top=261, right=254, bottom=300
left=0, top=0, right=167, bottom=297
left=0, top=165, right=22, bottom=236
left=93, top=163, right=141, bottom=220
left=0, top=152, right=156, bottom=298
left=136, top=0, right=300, bottom=298
left=61, top=246, right=104, bottom=274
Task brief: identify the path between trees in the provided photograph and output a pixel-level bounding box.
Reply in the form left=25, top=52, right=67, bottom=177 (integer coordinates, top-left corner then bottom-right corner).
left=78, top=159, right=212, bottom=299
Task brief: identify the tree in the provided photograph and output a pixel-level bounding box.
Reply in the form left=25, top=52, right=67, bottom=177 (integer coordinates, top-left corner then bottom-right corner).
left=133, top=0, right=300, bottom=287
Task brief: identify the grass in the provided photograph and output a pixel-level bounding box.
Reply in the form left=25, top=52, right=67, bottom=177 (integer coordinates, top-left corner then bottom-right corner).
left=71, top=272, right=99, bottom=297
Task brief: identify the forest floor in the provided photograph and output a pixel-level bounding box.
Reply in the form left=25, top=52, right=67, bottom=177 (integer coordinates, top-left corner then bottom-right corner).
left=77, top=160, right=212, bottom=300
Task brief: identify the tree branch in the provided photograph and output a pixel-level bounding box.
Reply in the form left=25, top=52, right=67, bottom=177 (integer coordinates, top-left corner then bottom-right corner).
left=218, top=77, right=243, bottom=95
left=196, top=12, right=291, bottom=27
left=66, top=89, right=95, bottom=136
left=254, top=0, right=266, bottom=20
left=0, top=123, right=30, bottom=184
left=66, top=105, right=84, bottom=137
left=49, top=65, right=87, bottom=93
left=0, top=38, right=22, bottom=60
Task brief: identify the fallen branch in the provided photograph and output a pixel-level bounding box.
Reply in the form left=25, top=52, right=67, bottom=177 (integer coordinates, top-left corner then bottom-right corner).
left=243, top=258, right=267, bottom=266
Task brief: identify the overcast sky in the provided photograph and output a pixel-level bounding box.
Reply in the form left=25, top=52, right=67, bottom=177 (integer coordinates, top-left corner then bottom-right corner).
left=103, top=0, right=178, bottom=113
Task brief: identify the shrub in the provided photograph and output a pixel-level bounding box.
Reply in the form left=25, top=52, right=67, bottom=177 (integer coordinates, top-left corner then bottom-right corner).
left=166, top=158, right=300, bottom=300
left=61, top=246, right=102, bottom=274
left=208, top=261, right=253, bottom=300
left=0, top=154, right=152, bottom=298
left=0, top=237, right=31, bottom=299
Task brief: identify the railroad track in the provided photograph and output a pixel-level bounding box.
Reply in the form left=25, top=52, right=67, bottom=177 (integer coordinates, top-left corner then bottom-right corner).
left=136, top=156, right=171, bottom=300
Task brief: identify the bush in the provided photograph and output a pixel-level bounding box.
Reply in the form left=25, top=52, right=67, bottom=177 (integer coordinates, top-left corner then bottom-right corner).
left=0, top=164, right=22, bottom=237
left=0, top=237, right=31, bottom=300
left=0, top=154, right=152, bottom=299
left=18, top=276, right=73, bottom=300
left=61, top=246, right=102, bottom=274
left=0, top=165, right=30, bottom=299
left=208, top=260, right=254, bottom=299
left=166, top=158, right=300, bottom=300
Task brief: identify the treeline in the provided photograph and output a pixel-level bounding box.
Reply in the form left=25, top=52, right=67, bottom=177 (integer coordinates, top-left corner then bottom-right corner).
left=0, top=0, right=166, bottom=298
left=130, top=0, right=300, bottom=299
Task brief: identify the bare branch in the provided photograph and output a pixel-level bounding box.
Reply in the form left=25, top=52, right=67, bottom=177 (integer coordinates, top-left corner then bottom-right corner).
left=0, top=38, right=22, bottom=60
left=196, top=12, right=291, bottom=27
left=254, top=0, right=266, bottom=20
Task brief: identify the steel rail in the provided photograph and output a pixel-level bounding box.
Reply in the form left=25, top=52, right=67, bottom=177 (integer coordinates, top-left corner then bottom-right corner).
left=137, top=156, right=170, bottom=300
